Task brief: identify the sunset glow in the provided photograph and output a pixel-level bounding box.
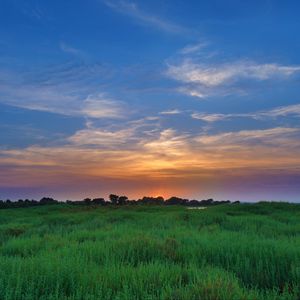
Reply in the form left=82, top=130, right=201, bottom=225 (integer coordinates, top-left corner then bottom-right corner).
left=1, top=1, right=300, bottom=201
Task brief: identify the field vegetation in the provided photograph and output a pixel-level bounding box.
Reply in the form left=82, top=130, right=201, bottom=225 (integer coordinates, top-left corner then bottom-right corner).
left=0, top=202, right=299, bottom=299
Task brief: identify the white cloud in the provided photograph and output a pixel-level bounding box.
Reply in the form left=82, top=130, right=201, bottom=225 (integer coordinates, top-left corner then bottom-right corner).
left=159, top=109, right=181, bottom=115
left=68, top=127, right=134, bottom=146
left=0, top=84, right=124, bottom=119
left=0, top=65, right=126, bottom=119
left=261, top=103, right=300, bottom=118
left=179, top=42, right=208, bottom=55
left=191, top=113, right=229, bottom=122
left=191, top=103, right=300, bottom=122
left=103, top=0, right=188, bottom=34
left=142, top=128, right=189, bottom=157
left=195, top=127, right=299, bottom=145
left=178, top=87, right=207, bottom=98
left=60, top=42, right=81, bottom=56
left=167, top=58, right=300, bottom=98
left=167, top=60, right=300, bottom=88
left=81, top=94, right=125, bottom=119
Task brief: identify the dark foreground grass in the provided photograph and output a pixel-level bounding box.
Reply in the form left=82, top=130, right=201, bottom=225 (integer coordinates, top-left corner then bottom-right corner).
left=0, top=202, right=300, bottom=299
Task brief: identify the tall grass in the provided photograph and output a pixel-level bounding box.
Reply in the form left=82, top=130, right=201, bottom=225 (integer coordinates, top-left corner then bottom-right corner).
left=0, top=203, right=299, bottom=299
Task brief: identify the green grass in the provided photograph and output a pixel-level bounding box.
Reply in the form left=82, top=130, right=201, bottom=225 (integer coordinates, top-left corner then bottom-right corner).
left=0, top=202, right=300, bottom=299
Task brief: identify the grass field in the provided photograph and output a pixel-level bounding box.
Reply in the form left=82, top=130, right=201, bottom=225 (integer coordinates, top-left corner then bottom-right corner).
left=0, top=202, right=299, bottom=299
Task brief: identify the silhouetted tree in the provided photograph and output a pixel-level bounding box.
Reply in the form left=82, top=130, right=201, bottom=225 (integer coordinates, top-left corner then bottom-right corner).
left=84, top=198, right=92, bottom=205
left=139, top=196, right=164, bottom=205
left=40, top=197, right=58, bottom=205
left=118, top=196, right=128, bottom=205
left=109, top=194, right=119, bottom=205
left=0, top=193, right=233, bottom=209
left=92, top=198, right=105, bottom=205
left=165, top=197, right=188, bottom=205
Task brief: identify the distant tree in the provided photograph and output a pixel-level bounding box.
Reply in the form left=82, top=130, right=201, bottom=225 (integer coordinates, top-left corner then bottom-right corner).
left=40, top=197, right=57, bottom=205
left=232, top=201, right=240, bottom=204
left=156, top=196, right=165, bottom=203
left=186, top=200, right=199, bottom=206
left=165, top=197, right=188, bottom=205
left=31, top=199, right=38, bottom=206
left=128, top=199, right=137, bottom=205
left=118, top=196, right=128, bottom=205
left=92, top=198, right=105, bottom=205
left=207, top=198, right=214, bottom=205
left=83, top=198, right=92, bottom=205
left=139, top=196, right=164, bottom=205
left=109, top=194, right=119, bottom=205
left=200, top=199, right=214, bottom=206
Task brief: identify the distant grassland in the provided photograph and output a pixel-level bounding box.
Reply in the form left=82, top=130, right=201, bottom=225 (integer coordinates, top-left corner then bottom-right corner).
left=0, top=203, right=300, bottom=299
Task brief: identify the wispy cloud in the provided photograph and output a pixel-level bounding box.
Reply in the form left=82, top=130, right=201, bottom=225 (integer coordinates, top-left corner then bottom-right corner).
left=195, top=127, right=299, bottom=145
left=192, top=103, right=300, bottom=122
left=191, top=113, right=229, bottom=122
left=1, top=126, right=300, bottom=194
left=102, top=0, right=188, bottom=34
left=167, top=59, right=300, bottom=98
left=261, top=103, right=300, bottom=118
left=0, top=63, right=126, bottom=119
left=159, top=109, right=181, bottom=115
left=0, top=83, right=124, bottom=119
left=81, top=94, right=126, bottom=119
left=167, top=41, right=300, bottom=98
left=68, top=127, right=134, bottom=147
left=60, top=42, right=81, bottom=56
left=142, top=129, right=189, bottom=157
left=179, top=42, right=209, bottom=55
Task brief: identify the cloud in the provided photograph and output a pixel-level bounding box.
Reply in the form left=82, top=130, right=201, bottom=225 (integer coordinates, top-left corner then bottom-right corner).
left=191, top=113, right=229, bottom=122
left=60, top=42, right=81, bottom=56
left=68, top=113, right=163, bottom=148
left=142, top=129, right=189, bottom=157
left=168, top=60, right=300, bottom=87
left=179, top=87, right=208, bottom=98
left=0, top=63, right=127, bottom=119
left=0, top=84, right=124, bottom=119
left=1, top=126, right=300, bottom=192
left=195, top=127, right=299, bottom=146
left=68, top=127, right=134, bottom=146
left=102, top=0, right=188, bottom=34
left=191, top=103, right=300, bottom=122
left=166, top=57, right=300, bottom=98
left=159, top=109, right=181, bottom=115
left=179, top=42, right=208, bottom=55
left=261, top=103, right=300, bottom=118
left=81, top=94, right=126, bottom=119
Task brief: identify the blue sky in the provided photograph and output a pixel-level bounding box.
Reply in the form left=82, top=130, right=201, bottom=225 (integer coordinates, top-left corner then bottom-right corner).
left=1, top=0, right=300, bottom=201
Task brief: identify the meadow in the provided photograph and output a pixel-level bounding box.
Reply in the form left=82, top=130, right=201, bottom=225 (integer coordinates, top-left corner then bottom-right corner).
left=0, top=202, right=299, bottom=300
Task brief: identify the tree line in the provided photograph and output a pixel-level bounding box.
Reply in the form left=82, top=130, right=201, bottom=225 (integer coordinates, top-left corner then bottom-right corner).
left=0, top=195, right=239, bottom=209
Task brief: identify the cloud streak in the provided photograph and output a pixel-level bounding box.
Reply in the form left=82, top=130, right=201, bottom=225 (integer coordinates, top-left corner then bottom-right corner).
left=60, top=42, right=82, bottom=56
left=166, top=47, right=300, bottom=98
left=192, top=103, right=300, bottom=122
left=159, top=109, right=181, bottom=115
left=0, top=63, right=127, bottom=119
left=195, top=127, right=299, bottom=146
left=103, top=0, right=188, bottom=34
left=168, top=59, right=300, bottom=87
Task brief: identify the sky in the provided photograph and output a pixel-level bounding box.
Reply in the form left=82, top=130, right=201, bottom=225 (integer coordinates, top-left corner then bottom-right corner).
left=1, top=0, right=300, bottom=201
